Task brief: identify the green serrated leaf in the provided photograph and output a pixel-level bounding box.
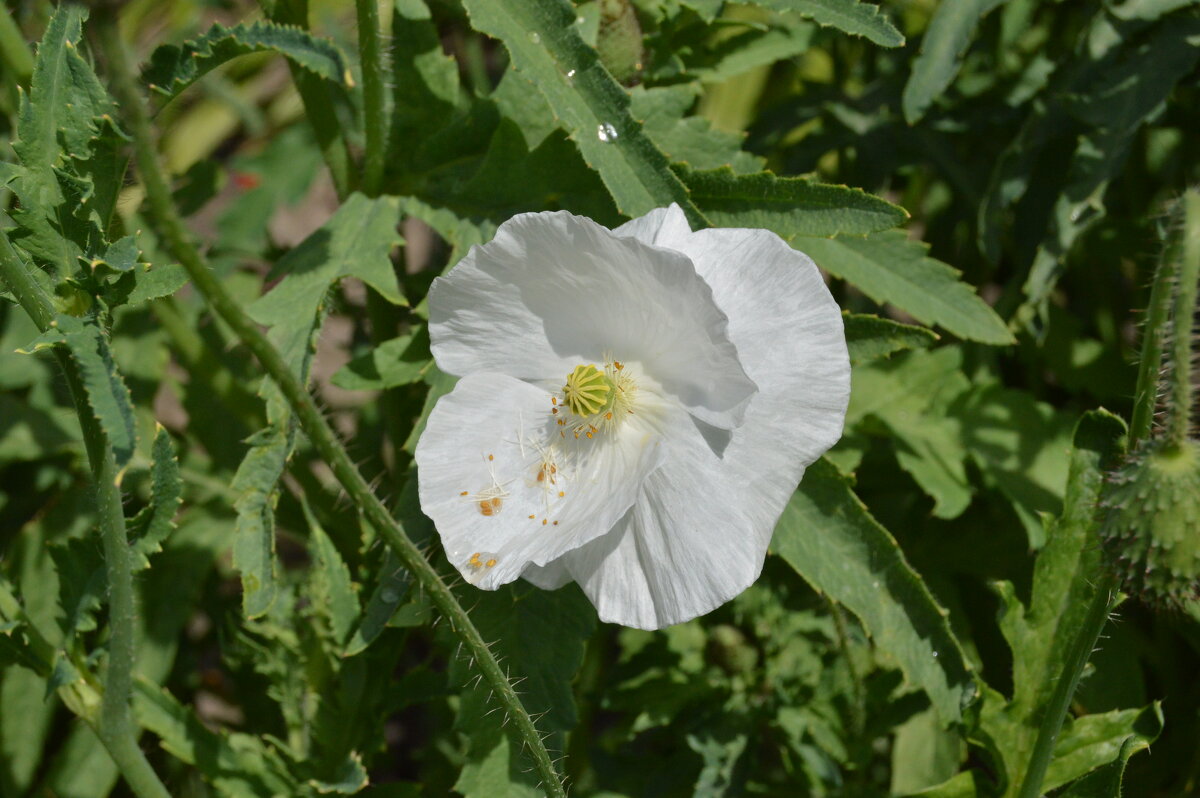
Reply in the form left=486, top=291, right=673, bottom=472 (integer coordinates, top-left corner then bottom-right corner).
left=250, top=193, right=406, bottom=365
left=757, top=0, right=905, bottom=47
left=128, top=426, right=182, bottom=571
left=772, top=457, right=976, bottom=724
left=844, top=312, right=938, bottom=365
left=303, top=502, right=360, bottom=647
left=902, top=0, right=1006, bottom=124
left=13, top=6, right=115, bottom=176
left=230, top=426, right=288, bottom=619
left=1058, top=735, right=1147, bottom=798
left=981, top=409, right=1129, bottom=795
left=7, top=5, right=122, bottom=277
left=38, top=314, right=138, bottom=468
left=1044, top=704, right=1162, bottom=792
left=800, top=231, right=1015, bottom=344
left=114, top=262, right=190, bottom=307
left=679, top=165, right=907, bottom=237
left=460, top=0, right=705, bottom=224
left=88, top=235, right=140, bottom=275
left=332, top=326, right=431, bottom=392
left=142, top=20, right=354, bottom=106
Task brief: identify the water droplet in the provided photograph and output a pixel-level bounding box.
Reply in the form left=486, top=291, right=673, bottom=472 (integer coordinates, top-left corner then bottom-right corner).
left=597, top=122, right=618, bottom=142
left=381, top=589, right=399, bottom=604
left=528, top=31, right=541, bottom=44
left=932, top=651, right=939, bottom=658
left=871, top=580, right=880, bottom=589
left=565, top=68, right=576, bottom=83
left=576, top=15, right=585, bottom=24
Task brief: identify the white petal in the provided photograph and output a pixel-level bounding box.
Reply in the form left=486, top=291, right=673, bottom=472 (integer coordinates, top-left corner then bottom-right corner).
left=613, top=203, right=693, bottom=247
left=562, top=414, right=766, bottom=629
left=428, top=210, right=757, bottom=429
left=557, top=225, right=850, bottom=628
left=415, top=372, right=672, bottom=589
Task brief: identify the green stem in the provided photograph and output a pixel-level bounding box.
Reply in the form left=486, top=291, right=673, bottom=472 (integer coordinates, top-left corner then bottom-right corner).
left=0, top=4, right=34, bottom=86
left=355, top=0, right=388, bottom=196
left=94, top=12, right=566, bottom=798
left=1167, top=190, right=1200, bottom=448
left=354, top=0, right=408, bottom=469
left=0, top=234, right=170, bottom=798
left=1016, top=573, right=1119, bottom=798
left=1130, top=231, right=1178, bottom=448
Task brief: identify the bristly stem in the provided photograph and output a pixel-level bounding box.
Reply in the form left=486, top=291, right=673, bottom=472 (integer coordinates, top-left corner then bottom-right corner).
left=1167, top=190, right=1200, bottom=449
left=1130, top=224, right=1178, bottom=449
left=356, top=0, right=388, bottom=197
left=0, top=235, right=170, bottom=798
left=1016, top=572, right=1119, bottom=798
left=93, top=9, right=566, bottom=797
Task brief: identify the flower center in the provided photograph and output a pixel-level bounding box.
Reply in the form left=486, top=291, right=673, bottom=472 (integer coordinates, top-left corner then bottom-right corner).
left=563, top=364, right=615, bottom=417
left=555, top=357, right=639, bottom=440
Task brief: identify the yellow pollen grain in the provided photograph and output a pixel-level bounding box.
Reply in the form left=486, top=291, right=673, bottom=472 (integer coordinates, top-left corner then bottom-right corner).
left=551, top=396, right=557, bottom=405
left=553, top=520, right=559, bottom=526
left=528, top=514, right=535, bottom=519
left=586, top=432, right=593, bottom=439
left=488, top=454, right=494, bottom=461
left=459, top=491, right=469, bottom=496
left=542, top=519, right=548, bottom=526
left=486, top=558, right=497, bottom=567
left=558, top=491, right=564, bottom=497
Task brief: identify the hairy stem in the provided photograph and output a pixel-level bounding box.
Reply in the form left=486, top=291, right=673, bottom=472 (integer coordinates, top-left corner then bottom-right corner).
left=0, top=234, right=170, bottom=798
left=1130, top=222, right=1178, bottom=448
left=94, top=10, right=566, bottom=797
left=1167, top=190, right=1200, bottom=448
left=1016, top=572, right=1119, bottom=798
left=356, top=0, right=388, bottom=196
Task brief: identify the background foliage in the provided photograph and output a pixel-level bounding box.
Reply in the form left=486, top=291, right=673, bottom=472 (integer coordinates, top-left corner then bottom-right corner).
left=1, top=0, right=1199, bottom=796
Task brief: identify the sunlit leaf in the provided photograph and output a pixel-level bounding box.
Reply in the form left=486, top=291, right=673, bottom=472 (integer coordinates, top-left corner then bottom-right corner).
left=773, top=458, right=977, bottom=725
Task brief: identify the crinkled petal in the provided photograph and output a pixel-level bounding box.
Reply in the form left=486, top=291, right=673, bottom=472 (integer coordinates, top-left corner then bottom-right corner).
left=559, top=218, right=850, bottom=628
left=416, top=372, right=673, bottom=589
left=429, top=210, right=756, bottom=429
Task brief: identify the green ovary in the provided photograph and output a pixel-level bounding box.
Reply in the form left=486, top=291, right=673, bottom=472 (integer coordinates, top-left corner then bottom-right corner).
left=564, top=364, right=615, bottom=417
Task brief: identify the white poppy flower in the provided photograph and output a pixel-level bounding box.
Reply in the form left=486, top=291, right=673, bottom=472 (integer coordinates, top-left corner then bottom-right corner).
left=415, top=205, right=849, bottom=629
